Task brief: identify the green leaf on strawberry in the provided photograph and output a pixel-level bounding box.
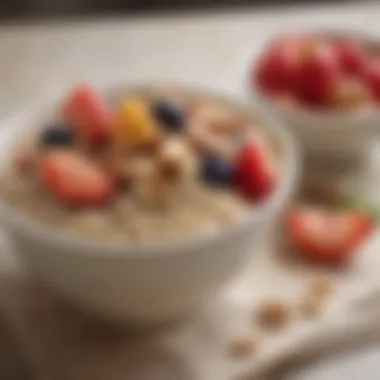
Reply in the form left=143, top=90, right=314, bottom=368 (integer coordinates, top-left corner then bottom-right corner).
left=335, top=191, right=380, bottom=221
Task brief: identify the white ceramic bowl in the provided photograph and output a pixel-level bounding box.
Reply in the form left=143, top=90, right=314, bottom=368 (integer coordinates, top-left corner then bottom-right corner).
left=0, top=84, right=298, bottom=324
left=250, top=29, right=380, bottom=159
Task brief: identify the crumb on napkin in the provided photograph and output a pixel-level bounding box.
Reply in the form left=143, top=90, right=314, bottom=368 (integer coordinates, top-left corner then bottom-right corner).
left=309, top=276, right=334, bottom=298
left=256, top=298, right=291, bottom=329
left=229, top=333, right=260, bottom=358
left=299, top=294, right=325, bottom=318
left=299, top=276, right=334, bottom=319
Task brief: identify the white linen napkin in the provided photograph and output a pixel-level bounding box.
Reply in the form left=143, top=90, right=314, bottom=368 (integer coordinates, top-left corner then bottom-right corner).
left=1, top=229, right=380, bottom=380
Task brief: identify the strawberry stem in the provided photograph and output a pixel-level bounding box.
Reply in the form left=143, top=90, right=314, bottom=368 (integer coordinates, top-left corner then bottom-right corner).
left=336, top=191, right=380, bottom=221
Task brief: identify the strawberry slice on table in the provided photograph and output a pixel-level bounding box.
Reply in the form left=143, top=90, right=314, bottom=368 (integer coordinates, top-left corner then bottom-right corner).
left=284, top=207, right=373, bottom=265
left=40, top=150, right=115, bottom=207
left=61, top=83, right=111, bottom=145
left=234, top=138, right=277, bottom=201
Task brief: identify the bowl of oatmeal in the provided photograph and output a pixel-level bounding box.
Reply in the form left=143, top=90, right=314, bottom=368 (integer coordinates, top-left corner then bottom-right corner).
left=0, top=83, right=298, bottom=323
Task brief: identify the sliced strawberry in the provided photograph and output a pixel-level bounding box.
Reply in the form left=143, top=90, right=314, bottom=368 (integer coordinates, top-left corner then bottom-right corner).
left=284, top=207, right=373, bottom=264
left=61, top=83, right=111, bottom=145
left=40, top=150, right=115, bottom=206
left=234, top=138, right=277, bottom=201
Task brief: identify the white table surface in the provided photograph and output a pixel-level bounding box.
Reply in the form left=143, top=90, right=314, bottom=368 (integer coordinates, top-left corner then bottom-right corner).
left=292, top=345, right=380, bottom=380
left=0, top=1, right=379, bottom=112
left=1, top=2, right=380, bottom=379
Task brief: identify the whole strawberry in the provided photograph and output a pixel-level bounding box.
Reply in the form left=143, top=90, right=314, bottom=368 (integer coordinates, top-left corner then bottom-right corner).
left=296, top=41, right=340, bottom=106
left=254, top=36, right=301, bottom=94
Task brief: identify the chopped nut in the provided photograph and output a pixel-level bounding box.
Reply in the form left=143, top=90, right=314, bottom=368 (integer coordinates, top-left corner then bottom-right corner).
left=208, top=115, right=248, bottom=137
left=129, top=157, right=173, bottom=208
left=229, top=333, right=260, bottom=358
left=156, top=137, right=197, bottom=181
left=256, top=298, right=291, bottom=329
left=192, top=102, right=248, bottom=137
left=299, top=294, right=325, bottom=318
left=134, top=133, right=164, bottom=156
left=157, top=159, right=181, bottom=182
left=187, top=125, right=235, bottom=160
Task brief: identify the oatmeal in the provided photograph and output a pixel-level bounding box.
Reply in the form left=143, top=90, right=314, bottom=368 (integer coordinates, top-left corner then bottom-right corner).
left=0, top=84, right=279, bottom=244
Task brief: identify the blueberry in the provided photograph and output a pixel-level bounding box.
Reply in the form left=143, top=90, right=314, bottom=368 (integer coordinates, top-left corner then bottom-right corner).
left=40, top=124, right=74, bottom=147
left=200, top=155, right=233, bottom=187
left=152, top=100, right=185, bottom=133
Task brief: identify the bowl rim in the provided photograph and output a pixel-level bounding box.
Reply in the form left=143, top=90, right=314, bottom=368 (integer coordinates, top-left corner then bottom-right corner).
left=248, top=26, right=380, bottom=128
left=0, top=83, right=299, bottom=259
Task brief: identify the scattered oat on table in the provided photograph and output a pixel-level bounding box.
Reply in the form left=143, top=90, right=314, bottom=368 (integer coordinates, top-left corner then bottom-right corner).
left=256, top=298, right=291, bottom=329
left=229, top=333, right=260, bottom=358
left=299, top=294, right=325, bottom=318
left=299, top=276, right=334, bottom=319
left=309, top=276, right=334, bottom=298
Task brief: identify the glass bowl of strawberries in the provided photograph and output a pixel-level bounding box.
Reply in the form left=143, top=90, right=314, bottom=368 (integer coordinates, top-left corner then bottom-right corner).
left=249, top=29, right=380, bottom=159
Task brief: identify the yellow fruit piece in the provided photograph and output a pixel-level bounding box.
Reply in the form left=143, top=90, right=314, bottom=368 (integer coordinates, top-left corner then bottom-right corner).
left=112, top=98, right=157, bottom=149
